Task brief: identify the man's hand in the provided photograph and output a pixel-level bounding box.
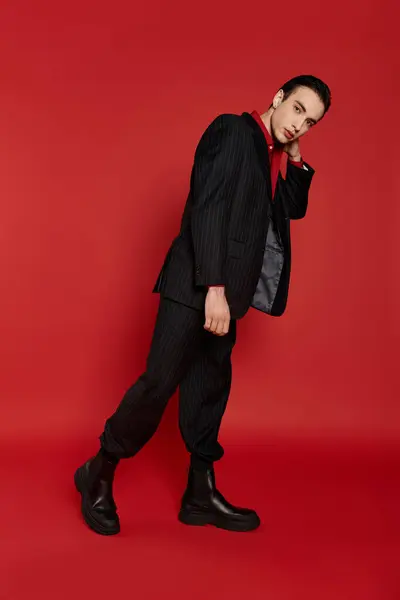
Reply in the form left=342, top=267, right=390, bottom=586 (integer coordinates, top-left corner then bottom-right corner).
left=204, top=287, right=230, bottom=336
left=283, top=138, right=302, bottom=162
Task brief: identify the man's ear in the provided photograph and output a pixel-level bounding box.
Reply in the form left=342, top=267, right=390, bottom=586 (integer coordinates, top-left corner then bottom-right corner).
left=272, top=89, right=284, bottom=109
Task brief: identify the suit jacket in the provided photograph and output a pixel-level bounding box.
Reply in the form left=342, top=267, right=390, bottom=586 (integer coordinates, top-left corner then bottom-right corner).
left=153, top=112, right=315, bottom=320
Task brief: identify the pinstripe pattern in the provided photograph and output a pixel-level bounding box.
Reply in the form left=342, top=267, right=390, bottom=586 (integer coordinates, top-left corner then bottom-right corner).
left=153, top=112, right=314, bottom=319
left=153, top=112, right=271, bottom=319
left=100, top=111, right=314, bottom=462
left=100, top=298, right=236, bottom=462
left=179, top=318, right=236, bottom=464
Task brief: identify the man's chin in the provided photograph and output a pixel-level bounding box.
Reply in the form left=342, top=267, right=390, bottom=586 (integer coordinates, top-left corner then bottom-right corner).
left=272, top=131, right=285, bottom=146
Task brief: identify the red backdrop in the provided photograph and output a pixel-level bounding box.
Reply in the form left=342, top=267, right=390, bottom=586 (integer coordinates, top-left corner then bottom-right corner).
left=1, top=2, right=399, bottom=599
left=0, top=0, right=397, bottom=445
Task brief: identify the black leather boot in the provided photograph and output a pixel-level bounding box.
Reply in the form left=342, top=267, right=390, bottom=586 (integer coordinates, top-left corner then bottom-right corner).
left=178, top=466, right=260, bottom=532
left=74, top=450, right=120, bottom=535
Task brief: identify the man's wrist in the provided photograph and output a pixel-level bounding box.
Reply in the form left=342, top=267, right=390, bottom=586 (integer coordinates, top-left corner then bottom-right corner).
left=288, top=154, right=302, bottom=162
left=208, top=285, right=225, bottom=295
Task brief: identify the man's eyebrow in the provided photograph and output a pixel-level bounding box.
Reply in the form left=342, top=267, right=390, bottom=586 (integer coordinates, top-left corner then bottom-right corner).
left=295, top=100, right=317, bottom=124
left=295, top=100, right=306, bottom=112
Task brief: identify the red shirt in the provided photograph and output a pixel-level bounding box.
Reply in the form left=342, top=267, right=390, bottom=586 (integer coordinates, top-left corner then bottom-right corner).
left=250, top=110, right=304, bottom=198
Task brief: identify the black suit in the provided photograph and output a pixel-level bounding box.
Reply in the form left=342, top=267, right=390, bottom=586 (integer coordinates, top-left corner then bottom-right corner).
left=100, top=112, right=314, bottom=464
left=153, top=112, right=314, bottom=318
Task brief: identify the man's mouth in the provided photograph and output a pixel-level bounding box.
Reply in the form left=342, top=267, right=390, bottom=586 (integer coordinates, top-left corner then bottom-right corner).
left=284, top=129, right=294, bottom=140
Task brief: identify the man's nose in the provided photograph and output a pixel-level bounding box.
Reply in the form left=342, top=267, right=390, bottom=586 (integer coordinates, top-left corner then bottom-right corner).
left=293, top=116, right=308, bottom=132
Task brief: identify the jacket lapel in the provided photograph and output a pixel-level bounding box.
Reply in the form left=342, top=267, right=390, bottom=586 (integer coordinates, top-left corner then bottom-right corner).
left=241, top=112, right=273, bottom=203
left=240, top=113, right=285, bottom=315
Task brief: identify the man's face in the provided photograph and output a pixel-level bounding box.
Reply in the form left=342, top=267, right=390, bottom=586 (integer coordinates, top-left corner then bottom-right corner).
left=270, top=86, right=325, bottom=144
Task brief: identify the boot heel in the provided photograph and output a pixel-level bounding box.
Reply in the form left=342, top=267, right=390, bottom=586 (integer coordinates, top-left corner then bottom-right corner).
left=74, top=466, right=85, bottom=494
left=178, top=508, right=211, bottom=527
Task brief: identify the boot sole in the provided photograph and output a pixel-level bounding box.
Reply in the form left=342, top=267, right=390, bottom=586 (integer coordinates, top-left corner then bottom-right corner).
left=178, top=508, right=260, bottom=532
left=74, top=466, right=120, bottom=536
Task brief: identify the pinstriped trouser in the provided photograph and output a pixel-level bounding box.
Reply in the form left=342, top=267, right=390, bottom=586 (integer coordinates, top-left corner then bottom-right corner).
left=100, top=297, right=237, bottom=464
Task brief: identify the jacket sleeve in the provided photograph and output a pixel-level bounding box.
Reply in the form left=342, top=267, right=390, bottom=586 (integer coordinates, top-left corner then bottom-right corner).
left=190, top=115, right=247, bottom=287
left=276, top=161, right=315, bottom=220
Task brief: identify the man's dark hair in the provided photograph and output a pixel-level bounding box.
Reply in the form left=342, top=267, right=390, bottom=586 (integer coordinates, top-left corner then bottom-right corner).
left=279, top=74, right=332, bottom=115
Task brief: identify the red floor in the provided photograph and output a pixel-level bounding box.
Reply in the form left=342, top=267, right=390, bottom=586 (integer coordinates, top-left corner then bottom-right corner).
left=2, top=435, right=400, bottom=600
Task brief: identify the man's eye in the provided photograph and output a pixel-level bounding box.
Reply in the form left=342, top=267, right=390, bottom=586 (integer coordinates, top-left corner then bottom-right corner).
left=294, top=106, right=300, bottom=113
left=307, top=120, right=314, bottom=127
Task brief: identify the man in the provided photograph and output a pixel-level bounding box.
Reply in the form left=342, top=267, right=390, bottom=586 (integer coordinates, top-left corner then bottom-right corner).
left=75, top=74, right=331, bottom=535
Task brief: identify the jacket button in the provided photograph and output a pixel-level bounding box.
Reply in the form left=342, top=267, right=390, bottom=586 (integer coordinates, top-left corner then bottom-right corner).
left=195, top=265, right=201, bottom=274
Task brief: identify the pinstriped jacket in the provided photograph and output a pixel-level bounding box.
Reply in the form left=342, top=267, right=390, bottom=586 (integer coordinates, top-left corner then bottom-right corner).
left=153, top=112, right=314, bottom=320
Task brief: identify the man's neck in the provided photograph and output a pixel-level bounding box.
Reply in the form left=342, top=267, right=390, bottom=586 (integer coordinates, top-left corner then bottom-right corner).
left=260, top=109, right=273, bottom=137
